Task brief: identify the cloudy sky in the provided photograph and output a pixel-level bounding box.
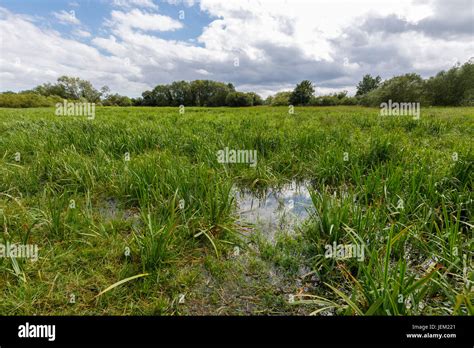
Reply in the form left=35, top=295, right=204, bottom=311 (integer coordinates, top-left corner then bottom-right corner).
left=0, top=0, right=472, bottom=97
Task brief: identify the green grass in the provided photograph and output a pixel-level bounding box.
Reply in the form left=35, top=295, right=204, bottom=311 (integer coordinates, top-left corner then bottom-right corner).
left=0, top=106, right=472, bottom=315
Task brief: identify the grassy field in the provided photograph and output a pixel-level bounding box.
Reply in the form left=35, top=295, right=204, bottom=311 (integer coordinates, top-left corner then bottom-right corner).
left=0, top=106, right=472, bottom=315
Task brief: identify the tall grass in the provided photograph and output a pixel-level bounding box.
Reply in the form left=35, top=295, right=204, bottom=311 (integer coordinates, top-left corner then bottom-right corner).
left=0, top=106, right=472, bottom=315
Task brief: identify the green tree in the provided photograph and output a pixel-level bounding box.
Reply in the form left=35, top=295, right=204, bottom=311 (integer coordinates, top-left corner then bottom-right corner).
left=225, top=92, right=253, bottom=106
left=360, top=73, right=425, bottom=106
left=169, top=81, right=193, bottom=106
left=141, top=90, right=154, bottom=106
left=271, top=91, right=292, bottom=106
left=246, top=92, right=263, bottom=106
left=355, top=74, right=381, bottom=97
left=150, top=85, right=172, bottom=106
left=34, top=76, right=102, bottom=102
left=424, top=60, right=474, bottom=106
left=78, top=79, right=101, bottom=102
left=56, top=76, right=81, bottom=99
left=207, top=82, right=234, bottom=106
left=289, top=80, right=315, bottom=105
left=102, top=93, right=132, bottom=106
left=34, top=82, right=65, bottom=98
left=100, top=86, right=111, bottom=99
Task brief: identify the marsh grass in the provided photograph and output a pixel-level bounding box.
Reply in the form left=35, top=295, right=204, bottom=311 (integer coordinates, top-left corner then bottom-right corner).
left=0, top=106, right=472, bottom=315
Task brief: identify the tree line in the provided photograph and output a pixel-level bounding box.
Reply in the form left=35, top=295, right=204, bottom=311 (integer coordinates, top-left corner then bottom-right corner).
left=357, top=59, right=473, bottom=106
left=267, top=59, right=473, bottom=107
left=139, top=80, right=263, bottom=107
left=0, top=59, right=472, bottom=108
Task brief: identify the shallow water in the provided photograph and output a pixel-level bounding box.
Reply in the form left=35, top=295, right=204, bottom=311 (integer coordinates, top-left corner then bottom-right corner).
left=98, top=197, right=142, bottom=228
left=235, top=181, right=314, bottom=241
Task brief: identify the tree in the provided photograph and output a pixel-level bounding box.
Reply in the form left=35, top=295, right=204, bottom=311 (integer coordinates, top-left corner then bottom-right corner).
left=141, top=80, right=249, bottom=106
left=34, top=82, right=65, bottom=98
left=309, top=91, right=357, bottom=106
left=355, top=74, right=382, bottom=97
left=246, top=92, right=263, bottom=106
left=207, top=82, right=234, bottom=106
left=56, top=76, right=81, bottom=99
left=34, top=76, right=102, bottom=102
left=289, top=80, right=315, bottom=105
left=359, top=73, right=425, bottom=106
left=271, top=91, right=292, bottom=106
left=141, top=90, right=154, bottom=106
left=424, top=60, right=474, bottom=106
left=150, top=85, right=172, bottom=106
left=102, top=93, right=132, bottom=106
left=78, top=79, right=101, bottom=102
left=189, top=80, right=234, bottom=106
left=225, top=92, right=253, bottom=106
left=100, top=86, right=111, bottom=99
left=131, top=97, right=143, bottom=106
left=168, top=81, right=193, bottom=106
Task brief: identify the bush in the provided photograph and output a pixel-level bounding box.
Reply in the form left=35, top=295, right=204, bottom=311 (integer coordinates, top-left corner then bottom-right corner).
left=102, top=94, right=132, bottom=106
left=359, top=73, right=426, bottom=107
left=35, top=76, right=102, bottom=102
left=246, top=92, right=263, bottom=106
left=0, top=92, right=62, bottom=108
left=289, top=80, right=315, bottom=105
left=225, top=92, right=253, bottom=107
left=309, top=91, right=357, bottom=106
left=424, top=60, right=474, bottom=106
left=271, top=91, right=292, bottom=106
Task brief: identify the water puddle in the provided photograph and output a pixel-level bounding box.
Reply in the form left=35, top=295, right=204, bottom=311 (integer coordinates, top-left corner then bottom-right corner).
left=97, top=197, right=142, bottom=229
left=234, top=181, right=314, bottom=241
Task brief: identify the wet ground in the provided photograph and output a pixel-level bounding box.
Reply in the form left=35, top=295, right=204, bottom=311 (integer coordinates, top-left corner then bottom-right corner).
left=234, top=180, right=314, bottom=241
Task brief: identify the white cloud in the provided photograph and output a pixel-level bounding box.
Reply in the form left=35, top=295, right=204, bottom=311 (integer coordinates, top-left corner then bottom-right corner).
left=107, top=9, right=183, bottom=32
left=197, top=0, right=436, bottom=63
left=0, top=0, right=472, bottom=98
left=164, top=0, right=197, bottom=7
left=196, top=68, right=211, bottom=75
left=0, top=8, right=148, bottom=96
left=73, top=29, right=92, bottom=38
left=53, top=10, right=80, bottom=25
left=111, top=0, right=158, bottom=10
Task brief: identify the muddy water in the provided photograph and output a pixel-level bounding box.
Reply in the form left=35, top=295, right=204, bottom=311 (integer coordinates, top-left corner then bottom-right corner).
left=234, top=181, right=314, bottom=241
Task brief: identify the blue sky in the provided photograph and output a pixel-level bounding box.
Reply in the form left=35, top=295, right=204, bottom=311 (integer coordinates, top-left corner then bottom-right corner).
left=0, top=0, right=472, bottom=97
left=0, top=0, right=212, bottom=42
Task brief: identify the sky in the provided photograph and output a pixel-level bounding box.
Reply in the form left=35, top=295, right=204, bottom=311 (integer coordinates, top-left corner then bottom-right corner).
left=0, top=0, right=472, bottom=98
